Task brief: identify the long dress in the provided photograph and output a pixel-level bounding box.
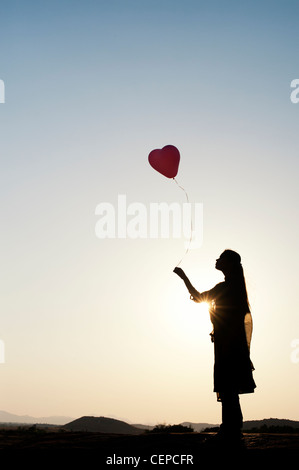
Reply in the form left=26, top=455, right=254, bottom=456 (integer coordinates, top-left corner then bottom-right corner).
left=200, top=281, right=256, bottom=401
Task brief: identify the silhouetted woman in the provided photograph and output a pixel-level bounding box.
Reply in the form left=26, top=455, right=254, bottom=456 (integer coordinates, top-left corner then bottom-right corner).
left=174, top=250, right=256, bottom=445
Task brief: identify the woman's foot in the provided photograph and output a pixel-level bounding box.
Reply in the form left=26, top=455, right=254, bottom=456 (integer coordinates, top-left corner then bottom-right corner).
left=202, top=429, right=245, bottom=449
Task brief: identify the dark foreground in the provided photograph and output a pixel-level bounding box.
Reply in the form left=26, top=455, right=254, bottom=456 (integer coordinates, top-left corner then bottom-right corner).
left=0, top=430, right=299, bottom=465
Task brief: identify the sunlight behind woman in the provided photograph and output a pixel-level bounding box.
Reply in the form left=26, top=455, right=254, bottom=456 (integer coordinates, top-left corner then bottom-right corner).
left=196, top=301, right=212, bottom=325
left=165, top=285, right=213, bottom=344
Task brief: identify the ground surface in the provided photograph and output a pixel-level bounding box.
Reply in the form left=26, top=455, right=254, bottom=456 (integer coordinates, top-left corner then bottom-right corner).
left=0, top=430, right=298, bottom=465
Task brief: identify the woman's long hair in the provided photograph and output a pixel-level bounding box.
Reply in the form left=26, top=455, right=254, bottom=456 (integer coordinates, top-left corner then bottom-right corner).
left=220, top=250, right=253, bottom=352
left=221, top=249, right=251, bottom=313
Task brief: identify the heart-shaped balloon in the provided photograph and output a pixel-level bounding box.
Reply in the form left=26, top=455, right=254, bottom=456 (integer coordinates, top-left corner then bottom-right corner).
left=148, top=145, right=180, bottom=178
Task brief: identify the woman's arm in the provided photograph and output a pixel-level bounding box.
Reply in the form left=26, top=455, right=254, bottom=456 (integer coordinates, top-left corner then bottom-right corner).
left=173, top=267, right=202, bottom=302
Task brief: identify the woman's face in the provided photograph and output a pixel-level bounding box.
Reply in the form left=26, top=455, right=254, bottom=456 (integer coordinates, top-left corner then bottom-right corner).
left=215, top=254, right=231, bottom=272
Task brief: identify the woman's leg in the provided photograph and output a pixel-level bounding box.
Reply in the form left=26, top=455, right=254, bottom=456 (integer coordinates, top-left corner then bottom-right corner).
left=220, top=392, right=243, bottom=435
left=203, top=392, right=244, bottom=447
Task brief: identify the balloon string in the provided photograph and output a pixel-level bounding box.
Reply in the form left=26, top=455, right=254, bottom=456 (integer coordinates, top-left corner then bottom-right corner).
left=173, top=177, right=193, bottom=267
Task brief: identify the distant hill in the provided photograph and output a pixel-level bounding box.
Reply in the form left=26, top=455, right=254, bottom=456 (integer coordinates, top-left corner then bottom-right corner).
left=132, top=424, right=154, bottom=431
left=135, top=418, right=299, bottom=433
left=2, top=411, right=299, bottom=435
left=64, top=416, right=143, bottom=434
left=243, top=418, right=299, bottom=431
left=0, top=410, right=73, bottom=425
left=133, top=422, right=218, bottom=432
left=180, top=422, right=218, bottom=432
left=202, top=418, right=299, bottom=432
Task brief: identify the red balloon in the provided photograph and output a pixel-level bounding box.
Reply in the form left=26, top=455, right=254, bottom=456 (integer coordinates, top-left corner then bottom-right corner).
left=148, top=145, right=180, bottom=178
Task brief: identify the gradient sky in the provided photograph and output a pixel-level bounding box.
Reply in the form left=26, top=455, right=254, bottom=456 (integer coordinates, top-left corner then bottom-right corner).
left=1, top=0, right=299, bottom=425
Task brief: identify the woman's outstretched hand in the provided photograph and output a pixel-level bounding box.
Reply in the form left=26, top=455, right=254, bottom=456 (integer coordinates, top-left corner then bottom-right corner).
left=173, top=267, right=186, bottom=279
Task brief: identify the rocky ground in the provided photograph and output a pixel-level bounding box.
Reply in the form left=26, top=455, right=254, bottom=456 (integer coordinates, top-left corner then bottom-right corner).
left=0, top=429, right=298, bottom=465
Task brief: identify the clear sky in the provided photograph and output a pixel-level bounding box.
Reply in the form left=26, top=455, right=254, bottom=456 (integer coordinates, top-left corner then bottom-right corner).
left=1, top=0, right=299, bottom=425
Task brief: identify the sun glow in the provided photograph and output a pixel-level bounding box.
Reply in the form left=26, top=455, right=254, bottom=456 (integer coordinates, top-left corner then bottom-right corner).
left=164, top=283, right=213, bottom=343
left=195, top=301, right=213, bottom=331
